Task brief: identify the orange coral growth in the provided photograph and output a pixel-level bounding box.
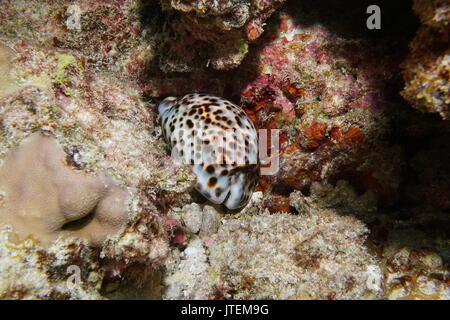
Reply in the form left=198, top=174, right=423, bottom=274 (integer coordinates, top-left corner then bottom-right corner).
left=254, top=100, right=266, bottom=111
left=330, top=126, right=364, bottom=147
left=243, top=108, right=258, bottom=126
left=283, top=81, right=305, bottom=99
left=293, top=33, right=311, bottom=41
left=302, top=121, right=328, bottom=149
left=283, top=143, right=300, bottom=155
left=266, top=194, right=290, bottom=213
left=256, top=177, right=270, bottom=193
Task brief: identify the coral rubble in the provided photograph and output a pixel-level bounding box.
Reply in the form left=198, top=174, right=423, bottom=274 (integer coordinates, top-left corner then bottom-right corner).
left=163, top=209, right=383, bottom=300
left=0, top=227, right=104, bottom=299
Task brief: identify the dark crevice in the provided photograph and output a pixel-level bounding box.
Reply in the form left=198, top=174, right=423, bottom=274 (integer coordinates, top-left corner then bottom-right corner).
left=61, top=209, right=96, bottom=231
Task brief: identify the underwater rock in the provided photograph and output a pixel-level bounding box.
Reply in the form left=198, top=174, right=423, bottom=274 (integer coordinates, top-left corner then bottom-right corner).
left=0, top=0, right=149, bottom=73
left=401, top=0, right=450, bottom=119
left=0, top=44, right=21, bottom=99
left=167, top=203, right=222, bottom=240
left=163, top=237, right=211, bottom=299
left=237, top=9, right=403, bottom=209
left=0, top=133, right=128, bottom=247
left=363, top=208, right=450, bottom=300
left=412, top=0, right=450, bottom=32
left=0, top=38, right=195, bottom=298
left=289, top=180, right=377, bottom=215
left=163, top=211, right=383, bottom=299
left=384, top=246, right=449, bottom=300
left=199, top=205, right=222, bottom=237
left=0, top=228, right=104, bottom=299
left=160, top=0, right=286, bottom=70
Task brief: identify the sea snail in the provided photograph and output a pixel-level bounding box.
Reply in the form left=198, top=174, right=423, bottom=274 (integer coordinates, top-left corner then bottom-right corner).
left=158, top=93, right=259, bottom=209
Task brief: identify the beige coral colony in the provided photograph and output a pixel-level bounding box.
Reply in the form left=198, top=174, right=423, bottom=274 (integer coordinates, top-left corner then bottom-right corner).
left=0, top=0, right=448, bottom=304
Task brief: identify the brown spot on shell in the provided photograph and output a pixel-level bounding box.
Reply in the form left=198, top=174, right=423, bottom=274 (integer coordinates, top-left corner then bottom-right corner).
left=208, top=177, right=217, bottom=187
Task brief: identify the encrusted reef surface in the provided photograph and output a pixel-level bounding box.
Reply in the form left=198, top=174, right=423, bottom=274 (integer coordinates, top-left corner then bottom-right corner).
left=0, top=30, right=195, bottom=298
left=164, top=203, right=383, bottom=300
left=0, top=0, right=449, bottom=299
left=160, top=0, right=286, bottom=70
left=401, top=0, right=450, bottom=119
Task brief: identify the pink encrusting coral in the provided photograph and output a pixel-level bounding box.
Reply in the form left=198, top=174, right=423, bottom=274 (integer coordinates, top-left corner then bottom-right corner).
left=240, top=14, right=397, bottom=116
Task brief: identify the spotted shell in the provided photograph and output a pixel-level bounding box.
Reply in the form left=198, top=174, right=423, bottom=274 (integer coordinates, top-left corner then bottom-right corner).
left=158, top=93, right=259, bottom=209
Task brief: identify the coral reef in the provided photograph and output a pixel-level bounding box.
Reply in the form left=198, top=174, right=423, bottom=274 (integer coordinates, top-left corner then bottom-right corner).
left=0, top=36, right=194, bottom=297
left=384, top=246, right=449, bottom=300
left=0, top=0, right=448, bottom=300
left=0, top=133, right=128, bottom=247
left=163, top=199, right=449, bottom=300
left=234, top=5, right=405, bottom=210
left=0, top=44, right=20, bottom=99
left=358, top=206, right=450, bottom=300
left=163, top=208, right=383, bottom=300
left=138, top=2, right=410, bottom=211
left=160, top=0, right=286, bottom=70
left=401, top=0, right=450, bottom=119
left=0, top=0, right=148, bottom=72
